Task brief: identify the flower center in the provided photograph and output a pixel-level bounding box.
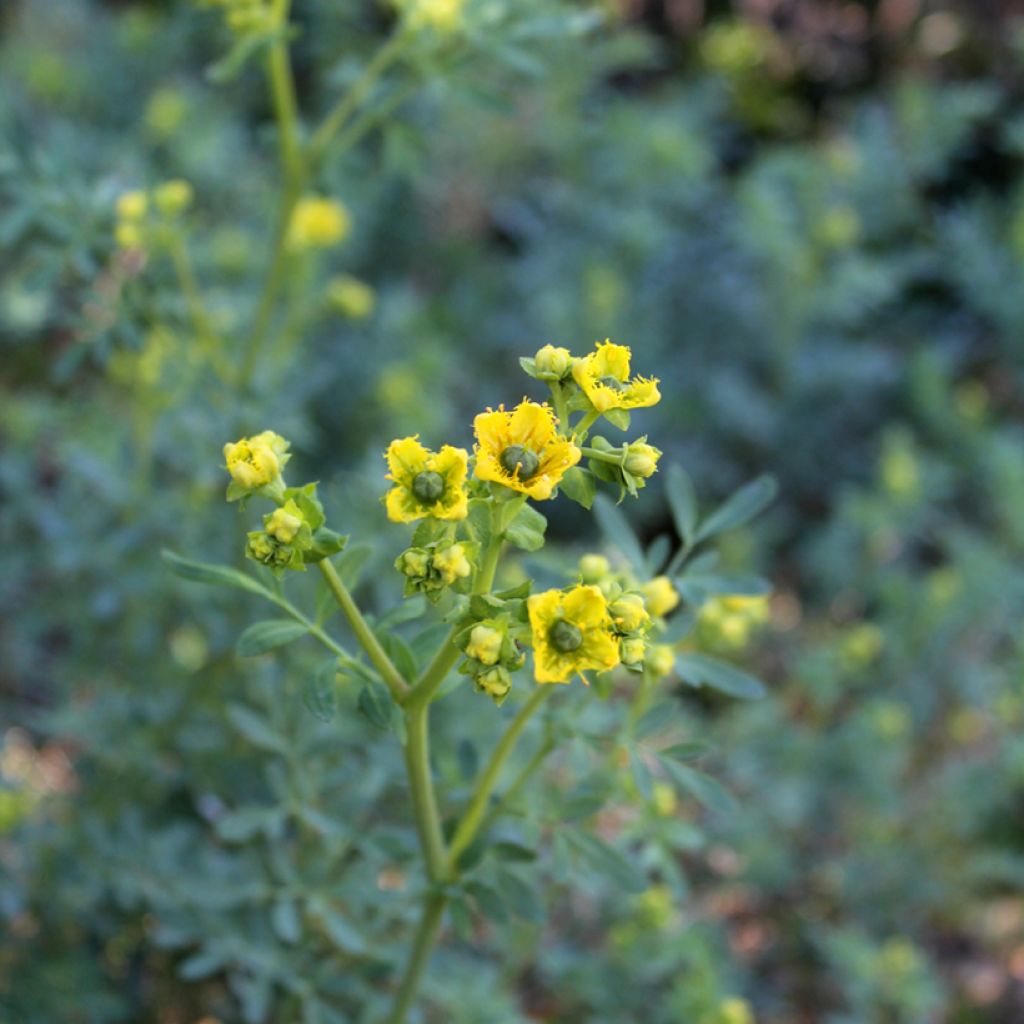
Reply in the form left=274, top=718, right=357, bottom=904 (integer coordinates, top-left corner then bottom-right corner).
left=411, top=470, right=445, bottom=503
left=500, top=444, right=540, bottom=480
left=549, top=619, right=583, bottom=653
left=598, top=375, right=627, bottom=392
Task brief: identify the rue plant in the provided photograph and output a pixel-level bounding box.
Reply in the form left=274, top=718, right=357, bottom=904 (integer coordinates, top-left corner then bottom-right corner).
left=166, top=341, right=775, bottom=1022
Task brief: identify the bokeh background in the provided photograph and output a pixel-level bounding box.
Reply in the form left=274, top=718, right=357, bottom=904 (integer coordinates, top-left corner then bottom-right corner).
left=4, top=1, right=1024, bottom=1021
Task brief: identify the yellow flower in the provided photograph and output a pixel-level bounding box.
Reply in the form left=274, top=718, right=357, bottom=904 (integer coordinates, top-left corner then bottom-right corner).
left=153, top=179, right=193, bottom=216
left=433, top=543, right=472, bottom=584
left=223, top=430, right=290, bottom=492
left=572, top=340, right=660, bottom=413
left=384, top=436, right=469, bottom=523
left=527, top=584, right=620, bottom=684
left=473, top=401, right=580, bottom=500
left=476, top=665, right=512, bottom=700
left=116, top=190, right=148, bottom=221
left=327, top=274, right=375, bottom=319
left=717, top=998, right=754, bottom=1024
left=466, top=624, right=503, bottom=666
left=641, top=576, right=679, bottom=617
left=620, top=636, right=646, bottom=666
left=287, top=196, right=351, bottom=250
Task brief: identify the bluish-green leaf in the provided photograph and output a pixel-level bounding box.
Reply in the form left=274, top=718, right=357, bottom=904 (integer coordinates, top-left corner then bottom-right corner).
left=694, top=475, right=777, bottom=543
left=162, top=549, right=267, bottom=595
left=676, top=652, right=766, bottom=700
left=236, top=619, right=308, bottom=657
left=593, top=494, right=645, bottom=571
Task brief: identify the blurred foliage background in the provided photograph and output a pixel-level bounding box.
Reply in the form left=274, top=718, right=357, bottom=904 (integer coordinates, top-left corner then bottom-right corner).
left=4, top=0, right=1024, bottom=1021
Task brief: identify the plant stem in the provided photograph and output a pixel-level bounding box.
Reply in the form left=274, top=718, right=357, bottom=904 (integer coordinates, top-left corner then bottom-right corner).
left=574, top=409, right=600, bottom=440
left=404, top=706, right=447, bottom=881
left=317, top=560, right=409, bottom=702
left=446, top=685, right=553, bottom=873
left=267, top=0, right=302, bottom=188
left=477, top=733, right=555, bottom=837
left=382, top=891, right=446, bottom=1024
left=579, top=445, right=622, bottom=464
left=307, top=31, right=408, bottom=170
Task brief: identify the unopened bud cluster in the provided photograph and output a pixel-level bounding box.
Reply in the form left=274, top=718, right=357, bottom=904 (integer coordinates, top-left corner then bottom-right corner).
left=396, top=541, right=475, bottom=599
left=459, top=620, right=526, bottom=705
left=114, top=180, right=194, bottom=249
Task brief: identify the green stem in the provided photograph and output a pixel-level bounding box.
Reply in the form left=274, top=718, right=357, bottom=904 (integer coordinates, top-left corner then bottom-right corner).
left=477, top=734, right=555, bottom=837
left=307, top=31, right=408, bottom=170
left=403, top=707, right=447, bottom=881
left=574, top=409, right=600, bottom=440
left=168, top=235, right=230, bottom=379
left=579, top=445, right=623, bottom=464
left=267, top=0, right=303, bottom=188
left=446, top=685, right=553, bottom=873
left=382, top=891, right=446, bottom=1024
left=317, top=560, right=409, bottom=702
left=550, top=381, right=570, bottom=429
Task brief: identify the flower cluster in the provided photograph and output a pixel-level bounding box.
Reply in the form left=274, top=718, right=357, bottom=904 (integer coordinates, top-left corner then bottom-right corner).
left=377, top=339, right=668, bottom=690
left=114, top=180, right=194, bottom=249
left=398, top=0, right=467, bottom=34
left=222, top=433, right=345, bottom=574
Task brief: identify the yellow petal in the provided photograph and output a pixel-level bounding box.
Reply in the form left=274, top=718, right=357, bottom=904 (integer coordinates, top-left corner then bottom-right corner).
left=386, top=486, right=422, bottom=523
left=508, top=400, right=556, bottom=449
left=591, top=340, right=631, bottom=381
left=386, top=436, right=429, bottom=484
left=473, top=409, right=509, bottom=455
left=527, top=589, right=563, bottom=631
left=430, top=445, right=469, bottom=485
left=622, top=376, right=661, bottom=409
left=562, top=584, right=609, bottom=628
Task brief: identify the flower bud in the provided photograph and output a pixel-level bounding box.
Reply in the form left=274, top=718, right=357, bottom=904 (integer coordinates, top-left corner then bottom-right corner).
left=620, top=636, right=646, bottom=666
left=647, top=643, right=676, bottom=679
left=640, top=576, right=679, bottom=618
left=115, top=222, right=143, bottom=249
left=433, top=543, right=472, bottom=584
left=476, top=665, right=512, bottom=700
left=579, top=553, right=610, bottom=582
left=287, top=196, right=350, bottom=250
left=534, top=343, right=572, bottom=378
left=623, top=440, right=662, bottom=479
left=266, top=504, right=302, bottom=544
left=466, top=623, right=504, bottom=666
left=397, top=547, right=430, bottom=579
left=153, top=179, right=193, bottom=217
left=609, top=593, right=649, bottom=634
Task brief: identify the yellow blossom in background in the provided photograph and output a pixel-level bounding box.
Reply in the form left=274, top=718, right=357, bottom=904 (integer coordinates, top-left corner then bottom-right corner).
left=640, top=575, right=679, bottom=617
left=578, top=553, right=611, bottom=582
left=717, top=997, right=755, bottom=1024
left=116, top=190, right=148, bottom=221
left=527, top=584, right=619, bottom=683
left=473, top=400, right=580, bottom=500
left=115, top=221, right=144, bottom=249
left=384, top=436, right=469, bottom=522
left=652, top=781, right=677, bottom=816
left=223, top=430, right=290, bottom=491
left=144, top=87, right=187, bottom=138
left=327, top=274, right=375, bottom=319
left=401, top=0, right=466, bottom=33
left=153, top=179, right=193, bottom=216
left=572, top=340, right=660, bottom=412
left=287, top=195, right=351, bottom=250
left=701, top=594, right=770, bottom=649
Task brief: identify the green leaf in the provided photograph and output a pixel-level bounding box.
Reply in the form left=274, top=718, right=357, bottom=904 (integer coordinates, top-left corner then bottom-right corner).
left=465, top=881, right=508, bottom=923
left=666, top=465, right=699, bottom=549
left=694, top=474, right=777, bottom=543
left=559, top=466, right=597, bottom=509
left=271, top=898, right=302, bottom=945
left=630, top=751, right=654, bottom=801
left=236, top=619, right=308, bottom=657
left=335, top=543, right=373, bottom=588
left=677, top=573, right=771, bottom=601
left=505, top=503, right=547, bottom=552
left=226, top=705, right=287, bottom=753
left=659, top=759, right=737, bottom=815
left=162, top=550, right=266, bottom=595
left=493, top=867, right=545, bottom=922
left=312, top=904, right=366, bottom=954
left=357, top=679, right=394, bottom=731
left=492, top=840, right=538, bottom=862
left=378, top=595, right=428, bottom=628
left=676, top=652, right=766, bottom=700
left=602, top=407, right=631, bottom=431
left=303, top=660, right=339, bottom=722
left=593, top=494, right=645, bottom=571
left=518, top=356, right=538, bottom=378
left=206, top=30, right=273, bottom=84
left=565, top=830, right=647, bottom=894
